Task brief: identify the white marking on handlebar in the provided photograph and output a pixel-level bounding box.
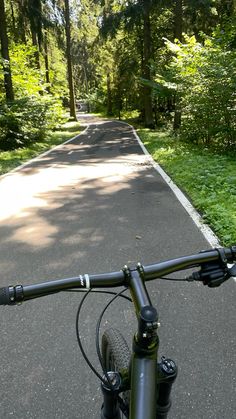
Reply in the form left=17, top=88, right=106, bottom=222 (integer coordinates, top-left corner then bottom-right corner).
left=84, top=274, right=90, bottom=289
left=79, top=275, right=84, bottom=287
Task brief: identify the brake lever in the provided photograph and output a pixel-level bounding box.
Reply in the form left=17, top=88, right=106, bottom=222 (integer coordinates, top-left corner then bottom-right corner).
left=209, top=263, right=236, bottom=287
left=190, top=248, right=236, bottom=287
left=191, top=263, right=236, bottom=287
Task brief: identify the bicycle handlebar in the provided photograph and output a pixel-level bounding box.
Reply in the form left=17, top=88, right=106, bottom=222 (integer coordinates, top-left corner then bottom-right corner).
left=0, top=246, right=236, bottom=306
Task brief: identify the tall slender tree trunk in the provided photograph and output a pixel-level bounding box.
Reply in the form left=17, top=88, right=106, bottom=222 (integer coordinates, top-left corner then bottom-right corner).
left=17, top=0, right=27, bottom=44
left=106, top=72, right=112, bottom=115
left=44, top=30, right=51, bottom=93
left=174, top=0, right=183, bottom=41
left=31, top=30, right=41, bottom=69
left=10, top=0, right=17, bottom=42
left=28, top=0, right=42, bottom=69
left=83, top=65, right=90, bottom=112
left=142, top=0, right=154, bottom=128
left=64, top=0, right=77, bottom=120
left=173, top=0, right=183, bottom=130
left=0, top=0, right=14, bottom=101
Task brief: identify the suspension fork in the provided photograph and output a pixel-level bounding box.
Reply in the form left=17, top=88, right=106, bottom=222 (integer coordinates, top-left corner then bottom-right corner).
left=100, top=357, right=178, bottom=419
left=156, top=357, right=178, bottom=419
left=101, top=371, right=123, bottom=419
left=101, top=266, right=178, bottom=419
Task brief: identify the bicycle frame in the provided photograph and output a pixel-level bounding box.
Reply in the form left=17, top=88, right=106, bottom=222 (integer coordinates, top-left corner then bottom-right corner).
left=101, top=268, right=177, bottom=419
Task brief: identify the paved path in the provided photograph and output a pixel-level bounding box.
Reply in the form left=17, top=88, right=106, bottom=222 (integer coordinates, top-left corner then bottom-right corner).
left=0, top=116, right=235, bottom=418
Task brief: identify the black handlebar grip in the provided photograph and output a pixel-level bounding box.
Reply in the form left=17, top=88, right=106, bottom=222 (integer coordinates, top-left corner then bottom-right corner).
left=0, top=287, right=11, bottom=305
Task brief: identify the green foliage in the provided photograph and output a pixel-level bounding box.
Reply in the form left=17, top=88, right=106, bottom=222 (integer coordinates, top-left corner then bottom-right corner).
left=86, top=89, right=107, bottom=113
left=139, top=128, right=236, bottom=245
left=0, top=95, right=64, bottom=150
left=0, top=38, right=66, bottom=151
left=10, top=43, right=46, bottom=96
left=156, top=32, right=236, bottom=147
left=173, top=37, right=236, bottom=146
left=47, top=37, right=68, bottom=99
left=0, top=120, right=83, bottom=176
left=8, top=39, right=67, bottom=99
left=1, top=0, right=235, bottom=149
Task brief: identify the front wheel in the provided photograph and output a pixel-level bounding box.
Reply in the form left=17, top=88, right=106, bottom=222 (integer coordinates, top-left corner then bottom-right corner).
left=101, top=328, right=131, bottom=418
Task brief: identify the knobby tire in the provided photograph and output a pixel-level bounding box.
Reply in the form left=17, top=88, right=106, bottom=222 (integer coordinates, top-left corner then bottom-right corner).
left=101, top=328, right=131, bottom=418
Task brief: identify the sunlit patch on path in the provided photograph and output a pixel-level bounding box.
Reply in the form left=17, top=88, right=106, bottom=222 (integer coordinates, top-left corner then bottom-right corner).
left=0, top=136, right=150, bottom=247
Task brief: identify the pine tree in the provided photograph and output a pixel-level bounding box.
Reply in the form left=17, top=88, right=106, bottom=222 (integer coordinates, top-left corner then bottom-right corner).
left=64, top=0, right=77, bottom=120
left=0, top=0, right=14, bottom=100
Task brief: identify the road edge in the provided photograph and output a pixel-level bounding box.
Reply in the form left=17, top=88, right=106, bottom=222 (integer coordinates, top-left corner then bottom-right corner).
left=0, top=125, right=90, bottom=180
left=122, top=121, right=220, bottom=249
left=0, top=117, right=220, bottom=248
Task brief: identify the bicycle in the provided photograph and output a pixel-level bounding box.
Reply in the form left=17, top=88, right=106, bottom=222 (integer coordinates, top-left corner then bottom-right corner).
left=0, top=246, right=235, bottom=419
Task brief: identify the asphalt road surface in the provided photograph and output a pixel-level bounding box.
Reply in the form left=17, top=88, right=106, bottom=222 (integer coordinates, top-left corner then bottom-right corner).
left=0, top=116, right=235, bottom=419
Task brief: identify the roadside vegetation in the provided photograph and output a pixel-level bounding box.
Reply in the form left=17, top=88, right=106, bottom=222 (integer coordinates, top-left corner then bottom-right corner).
left=138, top=129, right=236, bottom=246
left=0, top=120, right=82, bottom=176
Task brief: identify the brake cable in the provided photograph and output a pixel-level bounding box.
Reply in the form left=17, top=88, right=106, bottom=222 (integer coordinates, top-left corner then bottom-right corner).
left=63, top=288, right=131, bottom=387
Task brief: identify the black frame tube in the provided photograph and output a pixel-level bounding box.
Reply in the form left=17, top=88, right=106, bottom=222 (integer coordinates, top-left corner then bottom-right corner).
left=129, top=270, right=151, bottom=313
left=130, top=355, right=157, bottom=419
left=127, top=269, right=159, bottom=419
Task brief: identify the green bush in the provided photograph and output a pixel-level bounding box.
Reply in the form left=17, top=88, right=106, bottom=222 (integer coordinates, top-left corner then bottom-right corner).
left=0, top=95, right=64, bottom=150
left=154, top=32, right=236, bottom=149
left=178, top=38, right=236, bottom=148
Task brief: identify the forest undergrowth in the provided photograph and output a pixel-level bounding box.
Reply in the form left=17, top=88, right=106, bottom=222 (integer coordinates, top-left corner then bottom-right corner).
left=138, top=128, right=236, bottom=246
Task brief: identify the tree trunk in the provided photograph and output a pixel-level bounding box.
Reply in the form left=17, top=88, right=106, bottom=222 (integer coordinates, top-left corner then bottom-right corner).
left=0, top=0, right=14, bottom=101
left=28, top=0, right=42, bottom=69
left=174, top=0, right=183, bottom=41
left=64, top=0, right=77, bottom=120
left=106, top=72, right=113, bottom=115
left=10, top=0, right=17, bottom=42
left=31, top=30, right=41, bottom=69
left=142, top=0, right=154, bottom=128
left=83, top=65, right=90, bottom=112
left=17, top=0, right=27, bottom=44
left=173, top=0, right=183, bottom=131
left=44, top=30, right=51, bottom=93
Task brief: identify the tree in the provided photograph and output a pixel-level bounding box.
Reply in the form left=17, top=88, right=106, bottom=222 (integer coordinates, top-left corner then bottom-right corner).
left=98, top=0, right=158, bottom=127
left=164, top=31, right=236, bottom=147
left=64, top=0, right=77, bottom=119
left=173, top=0, right=183, bottom=130
left=16, top=0, right=27, bottom=44
left=142, top=0, right=154, bottom=128
left=1, top=0, right=235, bottom=140
left=26, top=0, right=43, bottom=68
left=70, top=0, right=102, bottom=113
left=0, top=0, right=14, bottom=101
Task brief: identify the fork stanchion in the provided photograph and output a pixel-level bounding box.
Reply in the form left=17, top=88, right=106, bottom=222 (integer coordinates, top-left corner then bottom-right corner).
left=101, top=372, right=122, bottom=419
left=156, top=357, right=178, bottom=419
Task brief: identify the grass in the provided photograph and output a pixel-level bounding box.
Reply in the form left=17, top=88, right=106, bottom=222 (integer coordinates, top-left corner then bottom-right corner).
left=138, top=128, right=236, bottom=246
left=0, top=120, right=83, bottom=176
